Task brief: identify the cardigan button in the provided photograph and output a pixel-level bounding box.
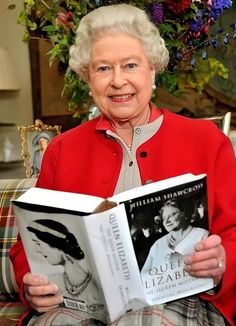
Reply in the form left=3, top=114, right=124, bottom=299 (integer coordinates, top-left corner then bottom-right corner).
left=140, top=151, right=147, bottom=158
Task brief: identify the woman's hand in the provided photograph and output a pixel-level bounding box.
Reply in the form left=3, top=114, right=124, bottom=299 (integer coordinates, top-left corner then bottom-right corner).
left=184, top=234, right=226, bottom=286
left=23, top=273, right=64, bottom=313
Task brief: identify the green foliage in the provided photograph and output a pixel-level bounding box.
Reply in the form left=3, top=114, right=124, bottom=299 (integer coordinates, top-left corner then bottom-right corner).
left=9, top=0, right=234, bottom=120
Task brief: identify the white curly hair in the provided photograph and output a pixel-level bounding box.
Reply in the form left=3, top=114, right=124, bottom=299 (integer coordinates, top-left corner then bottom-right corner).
left=69, top=4, right=169, bottom=81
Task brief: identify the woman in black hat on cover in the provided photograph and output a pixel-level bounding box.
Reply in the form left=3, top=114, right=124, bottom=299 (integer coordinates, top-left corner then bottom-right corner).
left=27, top=219, right=105, bottom=319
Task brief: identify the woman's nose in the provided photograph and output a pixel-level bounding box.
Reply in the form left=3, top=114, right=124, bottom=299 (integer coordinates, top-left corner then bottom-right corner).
left=111, top=67, right=127, bottom=88
left=165, top=215, right=171, bottom=223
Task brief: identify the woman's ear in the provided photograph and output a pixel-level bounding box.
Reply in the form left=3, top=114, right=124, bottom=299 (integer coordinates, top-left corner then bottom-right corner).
left=150, top=65, right=156, bottom=78
left=150, top=68, right=156, bottom=87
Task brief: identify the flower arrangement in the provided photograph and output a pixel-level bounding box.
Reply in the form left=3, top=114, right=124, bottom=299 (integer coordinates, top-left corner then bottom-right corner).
left=8, top=0, right=236, bottom=120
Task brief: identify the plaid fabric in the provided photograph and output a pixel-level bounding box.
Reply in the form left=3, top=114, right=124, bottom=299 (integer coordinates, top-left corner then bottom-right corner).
left=23, top=297, right=226, bottom=326
left=0, top=302, right=27, bottom=321
left=111, top=298, right=226, bottom=326
left=0, top=178, right=36, bottom=319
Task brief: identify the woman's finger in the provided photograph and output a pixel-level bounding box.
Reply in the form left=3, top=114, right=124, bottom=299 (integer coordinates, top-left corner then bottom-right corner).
left=194, top=234, right=221, bottom=252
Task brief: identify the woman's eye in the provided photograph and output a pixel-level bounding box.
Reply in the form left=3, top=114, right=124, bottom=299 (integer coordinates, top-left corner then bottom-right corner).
left=125, top=63, right=137, bottom=70
left=97, top=66, right=110, bottom=72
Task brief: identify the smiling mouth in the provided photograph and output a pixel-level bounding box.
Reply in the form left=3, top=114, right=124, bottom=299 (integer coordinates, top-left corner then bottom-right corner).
left=109, top=94, right=133, bottom=101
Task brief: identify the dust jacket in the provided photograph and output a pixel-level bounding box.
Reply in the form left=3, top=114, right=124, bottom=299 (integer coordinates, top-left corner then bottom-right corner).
left=12, top=173, right=213, bottom=323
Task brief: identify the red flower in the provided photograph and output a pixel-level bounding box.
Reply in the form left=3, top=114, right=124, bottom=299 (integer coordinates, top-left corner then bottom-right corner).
left=165, top=0, right=192, bottom=15
left=56, top=11, right=73, bottom=30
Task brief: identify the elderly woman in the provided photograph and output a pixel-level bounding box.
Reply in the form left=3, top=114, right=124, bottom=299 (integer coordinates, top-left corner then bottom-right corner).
left=31, top=132, right=51, bottom=177
left=141, top=199, right=208, bottom=275
left=10, top=3, right=236, bottom=326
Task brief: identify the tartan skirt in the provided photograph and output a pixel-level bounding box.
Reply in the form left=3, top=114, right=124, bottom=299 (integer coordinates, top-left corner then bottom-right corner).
left=24, top=296, right=226, bottom=326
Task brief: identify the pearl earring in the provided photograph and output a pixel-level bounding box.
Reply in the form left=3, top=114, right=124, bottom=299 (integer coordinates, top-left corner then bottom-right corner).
left=152, top=83, right=156, bottom=90
left=88, top=90, right=92, bottom=97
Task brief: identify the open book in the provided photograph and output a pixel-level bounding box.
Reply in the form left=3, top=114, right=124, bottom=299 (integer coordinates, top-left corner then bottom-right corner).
left=12, top=173, right=213, bottom=323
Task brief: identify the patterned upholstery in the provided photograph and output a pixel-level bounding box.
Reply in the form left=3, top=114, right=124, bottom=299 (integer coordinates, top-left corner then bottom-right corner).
left=0, top=178, right=36, bottom=321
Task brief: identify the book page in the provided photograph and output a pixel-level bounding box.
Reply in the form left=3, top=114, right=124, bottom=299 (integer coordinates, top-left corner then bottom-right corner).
left=15, top=173, right=205, bottom=214
left=111, top=173, right=206, bottom=204
left=15, top=187, right=104, bottom=213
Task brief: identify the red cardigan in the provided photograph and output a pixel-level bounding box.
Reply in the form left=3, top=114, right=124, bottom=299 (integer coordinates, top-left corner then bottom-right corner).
left=10, top=108, right=236, bottom=325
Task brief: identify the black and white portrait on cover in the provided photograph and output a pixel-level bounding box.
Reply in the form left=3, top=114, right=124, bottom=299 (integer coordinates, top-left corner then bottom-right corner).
left=124, top=179, right=209, bottom=274
left=15, top=205, right=106, bottom=319
left=141, top=198, right=208, bottom=276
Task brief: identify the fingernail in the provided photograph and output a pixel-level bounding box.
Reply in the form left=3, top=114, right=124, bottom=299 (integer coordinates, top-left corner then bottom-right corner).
left=52, top=284, right=59, bottom=292
left=37, top=276, right=48, bottom=285
left=184, top=265, right=191, bottom=272
left=184, top=255, right=192, bottom=264
left=195, top=243, right=203, bottom=251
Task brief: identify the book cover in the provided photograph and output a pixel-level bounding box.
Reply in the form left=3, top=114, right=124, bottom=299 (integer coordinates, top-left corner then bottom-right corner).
left=122, top=175, right=211, bottom=306
left=12, top=173, right=213, bottom=323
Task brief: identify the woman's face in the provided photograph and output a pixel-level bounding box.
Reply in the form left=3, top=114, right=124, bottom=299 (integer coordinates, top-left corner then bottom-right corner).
left=38, top=138, right=48, bottom=150
left=34, top=239, right=63, bottom=265
left=162, top=206, right=182, bottom=232
left=88, top=34, right=155, bottom=123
